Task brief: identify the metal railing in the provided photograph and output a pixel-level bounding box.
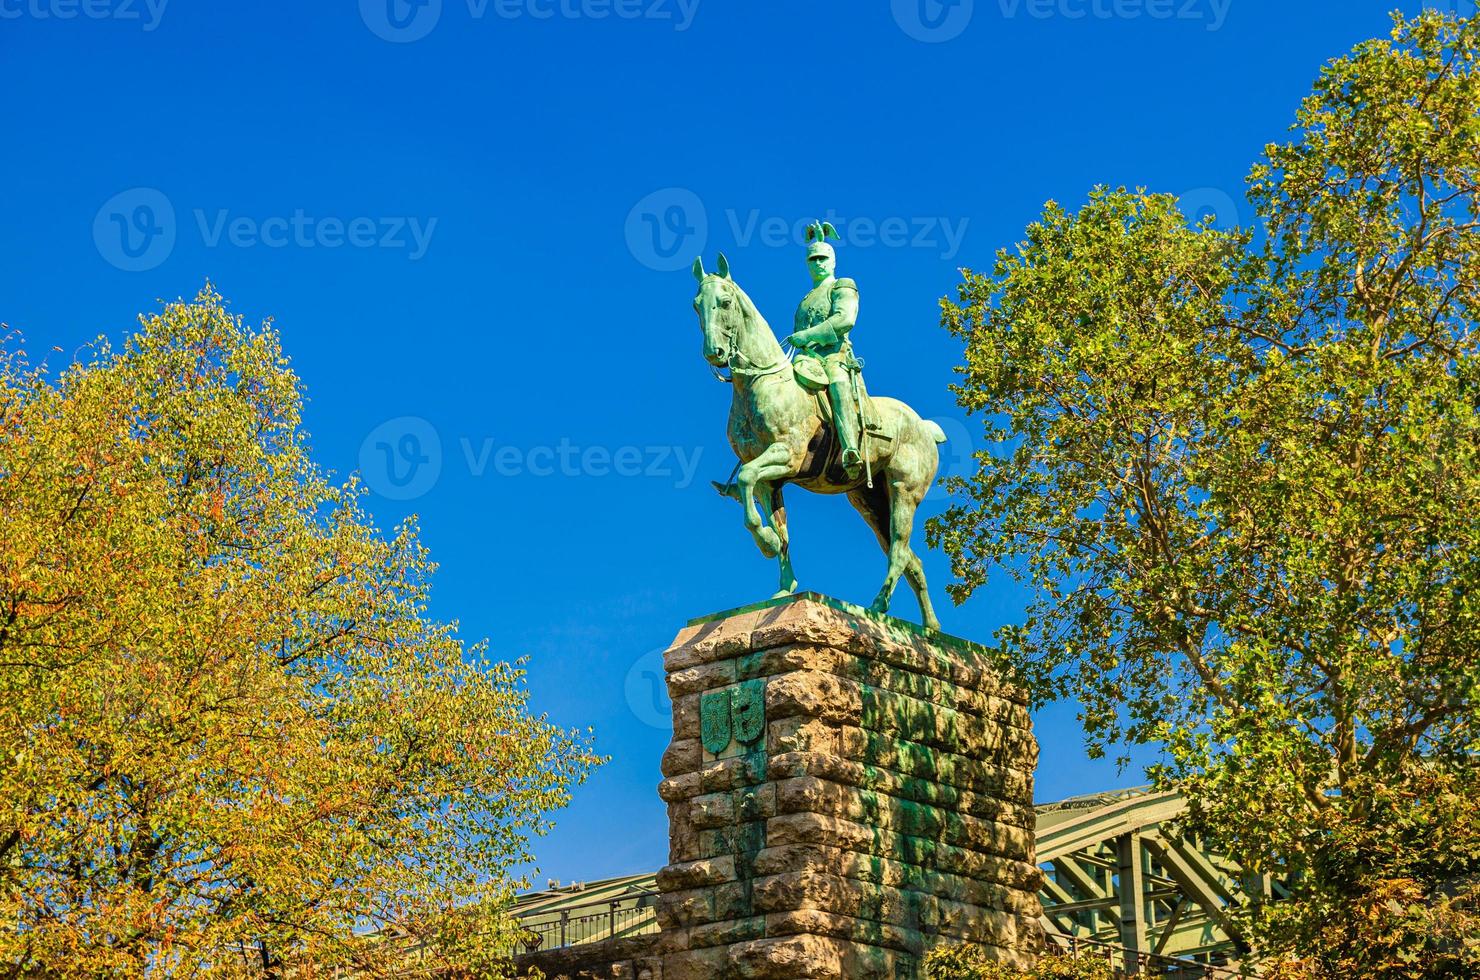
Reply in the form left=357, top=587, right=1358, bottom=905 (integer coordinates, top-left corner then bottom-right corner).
left=516, top=900, right=659, bottom=953
left=1045, top=933, right=1246, bottom=979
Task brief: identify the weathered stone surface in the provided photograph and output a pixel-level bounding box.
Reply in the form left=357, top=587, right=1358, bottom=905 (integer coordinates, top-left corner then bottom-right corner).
left=765, top=750, right=1036, bottom=828
left=660, top=945, right=728, bottom=980
left=667, top=658, right=738, bottom=697
left=771, top=774, right=1034, bottom=856
left=750, top=842, right=1040, bottom=913
left=656, top=881, right=754, bottom=929
left=765, top=716, right=841, bottom=757
left=729, top=934, right=848, bottom=979
left=838, top=726, right=1035, bottom=800
left=696, top=753, right=767, bottom=793
left=764, top=907, right=926, bottom=957
left=672, top=693, right=700, bottom=739
left=736, top=642, right=840, bottom=681
left=685, top=914, right=766, bottom=950
left=657, top=772, right=699, bottom=803
left=654, top=597, right=1041, bottom=980
left=689, top=790, right=736, bottom=829
left=660, top=738, right=700, bottom=778
left=829, top=656, right=1029, bottom=726
left=762, top=810, right=1040, bottom=891
left=657, top=855, right=737, bottom=891
left=666, top=609, right=765, bottom=672
left=764, top=670, right=861, bottom=725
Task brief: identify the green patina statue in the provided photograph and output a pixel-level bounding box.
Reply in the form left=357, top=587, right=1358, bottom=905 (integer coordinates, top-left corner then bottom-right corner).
left=693, top=223, right=947, bottom=630
left=791, top=221, right=864, bottom=479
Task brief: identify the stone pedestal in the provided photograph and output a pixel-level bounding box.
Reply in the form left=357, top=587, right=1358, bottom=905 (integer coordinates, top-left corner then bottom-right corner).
left=655, top=594, right=1041, bottom=980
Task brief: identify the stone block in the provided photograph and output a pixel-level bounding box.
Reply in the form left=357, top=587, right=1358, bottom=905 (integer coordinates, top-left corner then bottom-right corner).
left=735, top=642, right=840, bottom=680
left=667, top=659, right=738, bottom=697
left=657, top=855, right=737, bottom=891
left=729, top=934, right=848, bottom=979
left=764, top=671, right=861, bottom=725
left=660, top=738, right=700, bottom=778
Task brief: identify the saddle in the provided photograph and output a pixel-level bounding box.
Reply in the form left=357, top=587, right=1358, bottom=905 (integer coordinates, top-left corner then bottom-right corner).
left=790, top=358, right=892, bottom=484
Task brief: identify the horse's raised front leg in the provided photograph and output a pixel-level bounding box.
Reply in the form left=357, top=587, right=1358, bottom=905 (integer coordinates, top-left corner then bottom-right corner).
left=757, top=483, right=798, bottom=598
left=736, top=443, right=795, bottom=558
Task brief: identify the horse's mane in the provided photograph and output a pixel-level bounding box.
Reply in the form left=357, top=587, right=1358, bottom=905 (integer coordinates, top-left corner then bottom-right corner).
left=707, top=274, right=772, bottom=335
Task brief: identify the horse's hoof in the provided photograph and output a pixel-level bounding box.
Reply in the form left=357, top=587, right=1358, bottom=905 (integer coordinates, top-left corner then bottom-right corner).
left=923, top=616, right=941, bottom=632
left=771, top=582, right=799, bottom=599
left=868, top=598, right=889, bottom=616
left=712, top=480, right=739, bottom=500
left=756, top=527, right=781, bottom=558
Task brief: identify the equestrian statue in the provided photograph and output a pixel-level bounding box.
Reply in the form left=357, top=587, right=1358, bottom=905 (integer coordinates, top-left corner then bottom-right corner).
left=694, top=220, right=947, bottom=630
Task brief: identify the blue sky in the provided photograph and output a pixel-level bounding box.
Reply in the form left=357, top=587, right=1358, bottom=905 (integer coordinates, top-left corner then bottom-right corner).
left=0, top=0, right=1455, bottom=886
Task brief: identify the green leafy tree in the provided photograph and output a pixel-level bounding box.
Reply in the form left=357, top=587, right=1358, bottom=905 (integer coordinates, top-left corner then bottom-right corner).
left=0, top=286, right=601, bottom=976
left=928, top=12, right=1480, bottom=977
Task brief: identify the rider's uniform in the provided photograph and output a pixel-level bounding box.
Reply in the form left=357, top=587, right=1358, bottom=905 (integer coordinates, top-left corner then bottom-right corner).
left=793, top=275, right=862, bottom=471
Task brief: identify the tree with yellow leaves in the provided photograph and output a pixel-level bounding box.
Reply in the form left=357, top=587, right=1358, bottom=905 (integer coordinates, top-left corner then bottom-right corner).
left=0, top=286, right=600, bottom=976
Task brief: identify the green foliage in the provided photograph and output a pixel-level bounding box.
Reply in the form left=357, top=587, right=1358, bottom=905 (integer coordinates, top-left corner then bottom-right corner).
left=923, top=944, right=1114, bottom=980
left=1257, top=767, right=1480, bottom=979
left=929, top=11, right=1480, bottom=976
left=0, top=286, right=602, bottom=976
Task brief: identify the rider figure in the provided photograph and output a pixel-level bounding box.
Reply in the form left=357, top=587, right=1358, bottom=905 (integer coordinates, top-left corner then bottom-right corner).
left=787, top=220, right=864, bottom=478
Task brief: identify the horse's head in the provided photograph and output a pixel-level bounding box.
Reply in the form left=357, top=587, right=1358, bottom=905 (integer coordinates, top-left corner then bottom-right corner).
left=692, top=252, right=747, bottom=368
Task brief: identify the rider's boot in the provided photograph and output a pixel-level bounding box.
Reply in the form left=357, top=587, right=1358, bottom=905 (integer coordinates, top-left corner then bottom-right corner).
left=828, top=381, right=863, bottom=478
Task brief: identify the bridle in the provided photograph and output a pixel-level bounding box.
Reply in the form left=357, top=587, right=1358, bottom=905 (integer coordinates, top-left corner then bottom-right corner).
left=701, top=276, right=791, bottom=385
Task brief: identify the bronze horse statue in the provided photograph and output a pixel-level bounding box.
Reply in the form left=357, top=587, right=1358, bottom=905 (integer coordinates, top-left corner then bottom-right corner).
left=693, top=253, right=946, bottom=630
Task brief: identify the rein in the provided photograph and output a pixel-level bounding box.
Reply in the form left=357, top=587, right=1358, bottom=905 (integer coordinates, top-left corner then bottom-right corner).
left=707, top=281, right=791, bottom=384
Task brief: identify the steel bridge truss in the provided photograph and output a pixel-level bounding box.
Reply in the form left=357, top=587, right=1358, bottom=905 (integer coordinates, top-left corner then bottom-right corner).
left=1036, top=788, right=1285, bottom=973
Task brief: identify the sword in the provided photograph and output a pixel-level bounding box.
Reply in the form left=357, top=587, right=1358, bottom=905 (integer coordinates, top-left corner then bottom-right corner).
left=849, top=354, right=871, bottom=489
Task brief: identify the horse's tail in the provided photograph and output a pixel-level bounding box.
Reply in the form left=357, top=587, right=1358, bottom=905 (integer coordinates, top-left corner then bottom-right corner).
left=923, top=419, right=947, bottom=444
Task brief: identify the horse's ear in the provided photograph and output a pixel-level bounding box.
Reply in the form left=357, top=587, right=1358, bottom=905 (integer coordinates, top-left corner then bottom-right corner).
left=716, top=252, right=732, bottom=280
left=692, top=256, right=705, bottom=281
